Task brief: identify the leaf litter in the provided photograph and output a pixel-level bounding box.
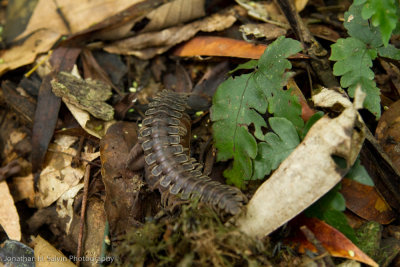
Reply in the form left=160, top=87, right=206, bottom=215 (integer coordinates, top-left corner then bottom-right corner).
left=1, top=0, right=400, bottom=266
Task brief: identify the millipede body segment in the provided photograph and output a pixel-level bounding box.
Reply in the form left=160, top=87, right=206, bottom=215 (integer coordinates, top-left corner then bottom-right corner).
left=138, top=90, right=246, bottom=215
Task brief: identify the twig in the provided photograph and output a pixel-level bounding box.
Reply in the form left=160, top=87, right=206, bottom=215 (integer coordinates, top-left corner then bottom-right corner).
left=76, top=146, right=92, bottom=267
left=274, top=0, right=339, bottom=88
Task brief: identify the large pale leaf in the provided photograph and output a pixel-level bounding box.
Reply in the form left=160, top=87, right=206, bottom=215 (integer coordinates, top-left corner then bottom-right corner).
left=237, top=88, right=366, bottom=238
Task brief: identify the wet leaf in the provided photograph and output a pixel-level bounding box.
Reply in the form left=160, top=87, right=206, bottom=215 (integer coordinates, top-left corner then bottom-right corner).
left=341, top=178, right=395, bottom=224
left=291, top=217, right=378, bottom=267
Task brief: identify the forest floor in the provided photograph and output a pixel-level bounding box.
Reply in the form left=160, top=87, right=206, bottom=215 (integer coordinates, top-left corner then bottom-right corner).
left=0, top=0, right=399, bottom=266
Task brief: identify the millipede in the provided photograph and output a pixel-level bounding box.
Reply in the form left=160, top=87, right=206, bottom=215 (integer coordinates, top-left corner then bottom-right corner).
left=138, top=90, right=246, bottom=215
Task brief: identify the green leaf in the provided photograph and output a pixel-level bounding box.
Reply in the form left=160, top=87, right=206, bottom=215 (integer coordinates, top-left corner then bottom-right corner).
left=211, top=75, right=261, bottom=187
left=299, top=111, right=324, bottom=140
left=256, top=37, right=304, bottom=129
left=330, top=37, right=381, bottom=117
left=307, top=186, right=346, bottom=213
left=344, top=3, right=383, bottom=47
left=252, top=117, right=300, bottom=179
left=377, top=44, right=400, bottom=60
left=359, top=0, right=398, bottom=46
left=211, top=37, right=302, bottom=186
left=229, top=59, right=258, bottom=74
left=305, top=187, right=358, bottom=244
left=321, top=210, right=358, bottom=244
left=346, top=158, right=374, bottom=186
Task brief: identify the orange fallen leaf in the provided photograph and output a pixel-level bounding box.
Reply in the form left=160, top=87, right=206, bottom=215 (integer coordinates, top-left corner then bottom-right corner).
left=289, top=217, right=378, bottom=267
left=173, top=36, right=308, bottom=59
left=341, top=178, right=395, bottom=224
left=287, top=78, right=315, bottom=121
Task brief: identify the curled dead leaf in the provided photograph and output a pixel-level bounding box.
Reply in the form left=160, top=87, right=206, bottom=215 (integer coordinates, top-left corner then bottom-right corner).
left=236, top=88, right=366, bottom=238
left=104, top=8, right=237, bottom=59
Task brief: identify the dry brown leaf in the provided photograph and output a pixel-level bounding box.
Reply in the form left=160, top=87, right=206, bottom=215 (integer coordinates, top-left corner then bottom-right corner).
left=143, top=0, right=205, bottom=32
left=33, top=235, right=76, bottom=266
left=291, top=217, right=378, bottom=267
left=294, top=0, right=309, bottom=12
left=10, top=173, right=35, bottom=207
left=3, top=130, right=27, bottom=163
left=379, top=59, right=400, bottom=96
left=104, top=8, right=237, bottom=59
left=0, top=182, right=21, bottom=241
left=236, top=88, right=366, bottom=238
left=0, top=0, right=142, bottom=75
left=0, top=30, right=59, bottom=76
left=375, top=99, right=400, bottom=171
left=56, top=184, right=84, bottom=234
left=309, top=24, right=341, bottom=42
left=67, top=198, right=108, bottom=265
left=35, top=135, right=84, bottom=208
left=239, top=23, right=287, bottom=40
left=17, top=0, right=140, bottom=39
left=235, top=0, right=288, bottom=26
left=65, top=102, right=115, bottom=138
left=341, top=178, right=395, bottom=224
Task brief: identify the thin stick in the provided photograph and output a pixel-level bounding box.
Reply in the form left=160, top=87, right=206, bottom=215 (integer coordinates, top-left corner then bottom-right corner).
left=76, top=146, right=92, bottom=266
